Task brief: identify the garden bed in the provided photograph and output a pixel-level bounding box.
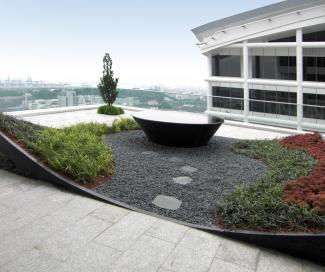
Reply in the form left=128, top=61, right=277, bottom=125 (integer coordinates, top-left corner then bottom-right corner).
left=0, top=113, right=138, bottom=186
left=0, top=114, right=324, bottom=265
left=96, top=130, right=266, bottom=226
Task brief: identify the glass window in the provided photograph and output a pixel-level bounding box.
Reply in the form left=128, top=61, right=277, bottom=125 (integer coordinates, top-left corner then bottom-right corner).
left=249, top=89, right=265, bottom=113
left=252, top=48, right=296, bottom=80
left=249, top=89, right=297, bottom=117
left=303, top=30, right=325, bottom=42
left=289, top=93, right=297, bottom=117
left=317, top=57, right=325, bottom=82
left=303, top=93, right=325, bottom=120
left=262, top=57, right=277, bottom=79
left=303, top=48, right=325, bottom=82
left=269, top=36, right=296, bottom=42
left=212, top=87, right=243, bottom=110
left=264, top=91, right=277, bottom=114
left=212, top=55, right=241, bottom=77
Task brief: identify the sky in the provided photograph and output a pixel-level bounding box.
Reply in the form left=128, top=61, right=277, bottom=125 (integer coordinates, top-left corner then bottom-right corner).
left=0, top=0, right=281, bottom=88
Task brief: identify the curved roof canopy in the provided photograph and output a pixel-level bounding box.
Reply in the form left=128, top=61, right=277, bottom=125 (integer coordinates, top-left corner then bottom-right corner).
left=192, top=0, right=325, bottom=42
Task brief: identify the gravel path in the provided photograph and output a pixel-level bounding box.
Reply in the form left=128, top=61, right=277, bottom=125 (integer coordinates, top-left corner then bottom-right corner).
left=96, top=131, right=267, bottom=226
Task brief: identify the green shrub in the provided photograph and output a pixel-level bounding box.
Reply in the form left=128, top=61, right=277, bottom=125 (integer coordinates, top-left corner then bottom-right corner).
left=216, top=139, right=325, bottom=231
left=97, top=105, right=124, bottom=115
left=0, top=114, right=137, bottom=184
left=109, top=118, right=140, bottom=133
left=0, top=113, right=44, bottom=150
left=65, top=122, right=110, bottom=137
left=35, top=127, right=113, bottom=183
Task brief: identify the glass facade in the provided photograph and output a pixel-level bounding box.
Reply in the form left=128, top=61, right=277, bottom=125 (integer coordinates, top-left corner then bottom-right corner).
left=303, top=48, right=325, bottom=82
left=303, top=93, right=325, bottom=120
left=251, top=48, right=296, bottom=80
left=211, top=55, right=241, bottom=77
left=212, top=86, right=243, bottom=110
left=209, top=29, right=325, bottom=131
left=303, top=30, right=325, bottom=42
left=249, top=89, right=297, bottom=116
left=269, top=36, right=296, bottom=42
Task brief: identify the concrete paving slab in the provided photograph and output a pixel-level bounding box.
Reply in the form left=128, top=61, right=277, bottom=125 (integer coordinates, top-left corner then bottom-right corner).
left=162, top=228, right=222, bottom=272
left=57, top=242, right=121, bottom=272
left=111, top=235, right=174, bottom=272
left=146, top=219, right=188, bottom=244
left=215, top=239, right=260, bottom=270
left=38, top=216, right=111, bottom=261
left=209, top=257, right=255, bottom=272
left=94, top=212, right=158, bottom=251
left=1, top=249, right=61, bottom=272
left=256, top=250, right=304, bottom=272
left=0, top=204, right=14, bottom=217
left=90, top=203, right=129, bottom=223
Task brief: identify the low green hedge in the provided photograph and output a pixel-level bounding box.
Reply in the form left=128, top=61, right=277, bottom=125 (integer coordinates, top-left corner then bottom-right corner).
left=108, top=117, right=140, bottom=133
left=35, top=126, right=113, bottom=183
left=0, top=114, right=139, bottom=184
left=97, top=105, right=124, bottom=115
left=65, top=122, right=110, bottom=137
left=216, top=139, right=325, bottom=231
left=0, top=113, right=44, bottom=150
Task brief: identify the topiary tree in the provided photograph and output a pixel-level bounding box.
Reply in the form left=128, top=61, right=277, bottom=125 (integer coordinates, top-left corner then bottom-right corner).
left=98, top=53, right=119, bottom=106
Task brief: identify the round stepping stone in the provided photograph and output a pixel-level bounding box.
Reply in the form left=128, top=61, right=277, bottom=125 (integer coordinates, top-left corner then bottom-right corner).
left=173, top=176, right=192, bottom=185
left=169, top=157, right=184, bottom=163
left=141, top=151, right=159, bottom=156
left=181, top=166, right=197, bottom=173
left=152, top=195, right=182, bottom=210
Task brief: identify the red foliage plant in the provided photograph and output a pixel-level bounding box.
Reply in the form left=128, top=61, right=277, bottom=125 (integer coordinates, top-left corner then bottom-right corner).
left=280, top=133, right=325, bottom=215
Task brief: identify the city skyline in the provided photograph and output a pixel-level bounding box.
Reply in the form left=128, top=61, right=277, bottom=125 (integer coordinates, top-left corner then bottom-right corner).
left=1, top=0, right=281, bottom=88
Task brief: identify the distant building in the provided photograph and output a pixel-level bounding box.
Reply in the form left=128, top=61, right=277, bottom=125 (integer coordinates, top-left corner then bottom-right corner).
left=148, top=99, right=159, bottom=106
left=116, top=97, right=139, bottom=106
left=192, top=0, right=325, bottom=132
left=90, top=96, right=103, bottom=105
left=58, top=90, right=78, bottom=107
left=77, top=95, right=86, bottom=105
left=23, top=93, right=32, bottom=109
left=27, top=99, right=58, bottom=110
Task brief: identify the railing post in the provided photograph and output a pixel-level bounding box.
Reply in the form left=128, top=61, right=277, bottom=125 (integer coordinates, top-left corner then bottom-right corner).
left=243, top=40, right=249, bottom=122
left=296, top=28, right=303, bottom=131
left=206, top=54, right=213, bottom=111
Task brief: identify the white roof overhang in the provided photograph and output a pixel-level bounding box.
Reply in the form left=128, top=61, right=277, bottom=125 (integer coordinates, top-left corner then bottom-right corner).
left=192, top=0, right=325, bottom=55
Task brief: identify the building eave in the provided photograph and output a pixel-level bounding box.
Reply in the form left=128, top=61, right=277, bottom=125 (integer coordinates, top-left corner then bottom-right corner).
left=193, top=2, right=325, bottom=55
left=192, top=0, right=325, bottom=42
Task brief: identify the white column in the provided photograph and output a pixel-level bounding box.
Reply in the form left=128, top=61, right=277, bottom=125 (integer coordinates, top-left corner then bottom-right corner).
left=296, top=28, right=303, bottom=131
left=206, top=54, right=213, bottom=111
left=243, top=40, right=249, bottom=122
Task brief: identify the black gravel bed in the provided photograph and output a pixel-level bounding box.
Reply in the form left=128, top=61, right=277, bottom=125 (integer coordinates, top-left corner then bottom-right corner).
left=96, top=131, right=267, bottom=226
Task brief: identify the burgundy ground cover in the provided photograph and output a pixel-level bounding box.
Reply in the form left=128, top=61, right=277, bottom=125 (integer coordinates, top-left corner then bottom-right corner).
left=280, top=133, right=325, bottom=214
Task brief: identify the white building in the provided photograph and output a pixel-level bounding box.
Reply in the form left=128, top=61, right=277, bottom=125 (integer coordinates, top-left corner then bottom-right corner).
left=58, top=90, right=78, bottom=107
left=192, top=0, right=325, bottom=132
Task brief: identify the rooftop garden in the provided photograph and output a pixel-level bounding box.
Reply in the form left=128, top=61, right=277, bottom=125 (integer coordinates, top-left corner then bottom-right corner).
left=0, top=109, right=324, bottom=268
left=0, top=111, right=324, bottom=234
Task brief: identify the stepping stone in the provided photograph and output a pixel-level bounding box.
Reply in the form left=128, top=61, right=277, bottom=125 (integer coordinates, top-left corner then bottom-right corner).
left=141, top=151, right=159, bottom=156
left=173, top=176, right=192, bottom=185
left=181, top=166, right=197, bottom=173
left=169, top=157, right=184, bottom=163
left=152, top=195, right=182, bottom=210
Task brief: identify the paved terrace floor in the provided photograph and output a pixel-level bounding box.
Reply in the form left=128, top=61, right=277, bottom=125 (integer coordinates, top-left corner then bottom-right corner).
left=0, top=109, right=324, bottom=272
